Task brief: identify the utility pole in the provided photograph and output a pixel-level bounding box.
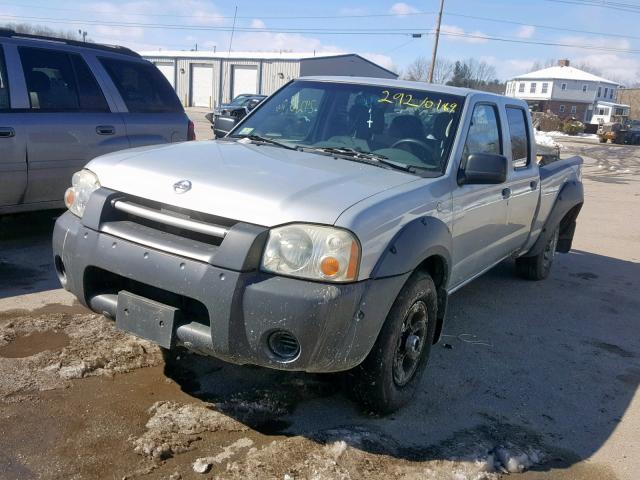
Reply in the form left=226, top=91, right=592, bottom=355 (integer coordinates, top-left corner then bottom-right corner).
left=428, top=0, right=444, bottom=83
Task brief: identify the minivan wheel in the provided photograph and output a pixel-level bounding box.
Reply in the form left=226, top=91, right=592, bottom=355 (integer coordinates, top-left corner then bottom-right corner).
left=347, top=271, right=437, bottom=414
left=515, top=226, right=559, bottom=280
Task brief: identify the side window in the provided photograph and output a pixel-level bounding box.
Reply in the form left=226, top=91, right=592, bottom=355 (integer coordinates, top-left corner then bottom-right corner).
left=99, top=57, right=182, bottom=113
left=505, top=107, right=530, bottom=169
left=462, top=104, right=501, bottom=164
left=19, top=47, right=80, bottom=110
left=0, top=45, right=9, bottom=110
left=70, top=55, right=109, bottom=112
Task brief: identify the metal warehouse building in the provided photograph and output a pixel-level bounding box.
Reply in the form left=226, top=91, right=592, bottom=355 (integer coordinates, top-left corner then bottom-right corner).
left=138, top=51, right=397, bottom=108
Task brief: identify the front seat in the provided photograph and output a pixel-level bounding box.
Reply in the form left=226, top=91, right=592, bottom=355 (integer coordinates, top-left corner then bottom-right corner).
left=27, top=71, right=51, bottom=109
left=388, top=114, right=424, bottom=141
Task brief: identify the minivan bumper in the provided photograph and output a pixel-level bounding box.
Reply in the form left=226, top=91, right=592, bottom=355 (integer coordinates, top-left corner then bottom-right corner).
left=52, top=211, right=408, bottom=372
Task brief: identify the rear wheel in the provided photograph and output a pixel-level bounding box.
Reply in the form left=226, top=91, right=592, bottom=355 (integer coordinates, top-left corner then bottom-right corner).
left=515, top=227, right=559, bottom=280
left=347, top=271, right=437, bottom=414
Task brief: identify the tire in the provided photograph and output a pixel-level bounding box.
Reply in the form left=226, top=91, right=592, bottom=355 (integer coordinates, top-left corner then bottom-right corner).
left=515, top=227, right=559, bottom=280
left=347, top=271, right=437, bottom=414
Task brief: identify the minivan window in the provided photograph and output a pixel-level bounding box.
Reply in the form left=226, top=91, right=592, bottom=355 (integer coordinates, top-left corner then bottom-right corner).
left=20, top=47, right=80, bottom=110
left=506, top=107, right=530, bottom=168
left=100, top=57, right=182, bottom=113
left=461, top=104, right=501, bottom=166
left=70, top=54, right=109, bottom=112
left=0, top=46, right=9, bottom=110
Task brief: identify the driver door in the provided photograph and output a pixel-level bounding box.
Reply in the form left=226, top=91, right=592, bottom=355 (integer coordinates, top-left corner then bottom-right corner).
left=450, top=102, right=511, bottom=287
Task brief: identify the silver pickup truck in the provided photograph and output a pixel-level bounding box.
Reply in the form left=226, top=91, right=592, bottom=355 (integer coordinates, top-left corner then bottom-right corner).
left=53, top=77, right=583, bottom=413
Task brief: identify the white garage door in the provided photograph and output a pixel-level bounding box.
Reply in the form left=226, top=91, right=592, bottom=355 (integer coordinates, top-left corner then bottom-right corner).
left=154, top=62, right=175, bottom=88
left=232, top=65, right=258, bottom=98
left=191, top=64, right=214, bottom=108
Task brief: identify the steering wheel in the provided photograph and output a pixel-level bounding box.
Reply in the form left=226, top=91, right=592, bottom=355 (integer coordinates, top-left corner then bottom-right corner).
left=391, top=138, right=438, bottom=167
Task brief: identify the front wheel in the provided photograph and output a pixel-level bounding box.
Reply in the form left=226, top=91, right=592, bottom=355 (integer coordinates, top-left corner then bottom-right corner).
left=515, top=227, right=559, bottom=280
left=347, top=271, right=437, bottom=414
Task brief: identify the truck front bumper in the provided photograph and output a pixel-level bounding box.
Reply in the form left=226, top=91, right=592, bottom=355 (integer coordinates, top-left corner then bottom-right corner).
left=52, top=210, right=408, bottom=373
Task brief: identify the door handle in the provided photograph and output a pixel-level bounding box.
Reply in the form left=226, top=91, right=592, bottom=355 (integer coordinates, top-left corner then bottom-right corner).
left=502, top=188, right=512, bottom=199
left=530, top=180, right=538, bottom=190
left=0, top=127, right=15, bottom=138
left=96, top=125, right=116, bottom=135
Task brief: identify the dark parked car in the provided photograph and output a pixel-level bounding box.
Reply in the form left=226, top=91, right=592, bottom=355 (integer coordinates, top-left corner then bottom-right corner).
left=208, top=94, right=266, bottom=138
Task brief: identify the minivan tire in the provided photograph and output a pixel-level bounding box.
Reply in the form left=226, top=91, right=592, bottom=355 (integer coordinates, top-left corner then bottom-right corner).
left=515, top=226, right=559, bottom=280
left=347, top=271, right=437, bottom=414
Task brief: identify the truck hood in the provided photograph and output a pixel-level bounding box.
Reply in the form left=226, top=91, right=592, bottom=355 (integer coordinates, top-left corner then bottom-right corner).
left=87, top=140, right=419, bottom=226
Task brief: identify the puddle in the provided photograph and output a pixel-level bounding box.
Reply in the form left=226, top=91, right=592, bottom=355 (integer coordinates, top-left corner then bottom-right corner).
left=0, top=330, right=70, bottom=358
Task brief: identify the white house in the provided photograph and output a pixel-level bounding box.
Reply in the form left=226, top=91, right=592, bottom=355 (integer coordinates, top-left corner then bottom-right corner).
left=139, top=50, right=397, bottom=108
left=505, top=60, right=627, bottom=124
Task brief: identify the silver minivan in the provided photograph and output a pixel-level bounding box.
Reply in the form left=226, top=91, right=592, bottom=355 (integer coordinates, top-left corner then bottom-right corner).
left=0, top=28, right=194, bottom=215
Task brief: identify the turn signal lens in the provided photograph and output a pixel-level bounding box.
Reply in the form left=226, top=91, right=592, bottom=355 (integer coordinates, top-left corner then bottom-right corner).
left=320, top=256, right=340, bottom=277
left=64, top=188, right=76, bottom=209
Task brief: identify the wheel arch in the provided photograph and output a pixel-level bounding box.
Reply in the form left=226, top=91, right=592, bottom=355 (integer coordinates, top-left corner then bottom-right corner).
left=370, top=216, right=452, bottom=344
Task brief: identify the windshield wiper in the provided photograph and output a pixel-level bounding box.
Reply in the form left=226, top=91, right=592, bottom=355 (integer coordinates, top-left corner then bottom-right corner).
left=301, top=146, right=416, bottom=173
left=232, top=134, right=299, bottom=150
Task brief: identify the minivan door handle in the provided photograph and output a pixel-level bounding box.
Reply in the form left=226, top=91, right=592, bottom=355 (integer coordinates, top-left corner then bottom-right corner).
left=0, top=127, right=15, bottom=138
left=530, top=180, right=538, bottom=190
left=502, top=187, right=512, bottom=199
left=96, top=125, right=116, bottom=135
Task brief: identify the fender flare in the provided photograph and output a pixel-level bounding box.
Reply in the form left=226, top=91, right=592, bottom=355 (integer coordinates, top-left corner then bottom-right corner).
left=370, top=216, right=452, bottom=280
left=370, top=217, right=452, bottom=343
left=526, top=180, right=584, bottom=257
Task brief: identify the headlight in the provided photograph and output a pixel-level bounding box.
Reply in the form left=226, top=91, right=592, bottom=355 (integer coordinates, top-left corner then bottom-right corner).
left=261, top=224, right=361, bottom=282
left=64, top=169, right=100, bottom=217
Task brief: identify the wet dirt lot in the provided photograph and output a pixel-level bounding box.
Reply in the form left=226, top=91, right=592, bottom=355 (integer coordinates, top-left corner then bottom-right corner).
left=0, top=141, right=638, bottom=480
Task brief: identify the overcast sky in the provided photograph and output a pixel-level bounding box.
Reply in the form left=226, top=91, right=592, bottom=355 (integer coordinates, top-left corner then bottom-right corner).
left=1, top=0, right=638, bottom=83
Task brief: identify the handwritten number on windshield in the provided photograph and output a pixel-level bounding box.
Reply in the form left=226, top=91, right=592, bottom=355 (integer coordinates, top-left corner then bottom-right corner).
left=378, top=90, right=457, bottom=113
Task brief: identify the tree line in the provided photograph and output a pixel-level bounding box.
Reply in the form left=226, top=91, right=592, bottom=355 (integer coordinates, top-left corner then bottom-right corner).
left=402, top=57, right=505, bottom=93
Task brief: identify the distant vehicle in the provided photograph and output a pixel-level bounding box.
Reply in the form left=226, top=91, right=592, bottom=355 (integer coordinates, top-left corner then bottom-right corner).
left=208, top=94, right=266, bottom=138
left=597, top=116, right=640, bottom=144
left=0, top=28, right=194, bottom=215
left=54, top=77, right=584, bottom=413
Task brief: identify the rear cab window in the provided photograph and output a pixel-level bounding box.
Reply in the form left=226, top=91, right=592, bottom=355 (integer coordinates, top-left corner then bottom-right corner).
left=461, top=103, right=502, bottom=168
left=505, top=107, right=531, bottom=168
left=18, top=46, right=109, bottom=112
left=0, top=45, right=10, bottom=110
left=99, top=57, right=182, bottom=113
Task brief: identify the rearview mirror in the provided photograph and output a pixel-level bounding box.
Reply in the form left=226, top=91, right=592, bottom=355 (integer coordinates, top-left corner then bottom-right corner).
left=458, top=153, right=508, bottom=185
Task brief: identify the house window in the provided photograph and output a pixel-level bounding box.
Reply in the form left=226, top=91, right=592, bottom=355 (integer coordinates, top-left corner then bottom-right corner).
left=518, top=82, right=525, bottom=93
left=610, top=89, right=614, bottom=99
left=561, top=83, right=567, bottom=91
left=597, top=86, right=602, bottom=97
left=582, top=84, right=588, bottom=92
left=598, top=108, right=605, bottom=115
left=571, top=105, right=577, bottom=114
left=530, top=82, right=537, bottom=93
left=541, top=82, right=549, bottom=94
left=604, top=87, right=609, bottom=97
left=559, top=105, right=565, bottom=113
left=615, top=107, right=625, bottom=115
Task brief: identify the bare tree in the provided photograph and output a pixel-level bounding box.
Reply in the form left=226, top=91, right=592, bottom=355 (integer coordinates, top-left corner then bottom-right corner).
left=529, top=58, right=557, bottom=72
left=403, top=56, right=454, bottom=84
left=2, top=23, right=90, bottom=41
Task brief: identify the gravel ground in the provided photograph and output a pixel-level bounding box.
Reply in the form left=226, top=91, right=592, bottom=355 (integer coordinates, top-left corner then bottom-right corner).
left=0, top=140, right=638, bottom=480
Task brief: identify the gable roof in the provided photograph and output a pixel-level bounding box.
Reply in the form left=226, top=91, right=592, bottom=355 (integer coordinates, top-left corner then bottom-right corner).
left=513, top=65, right=619, bottom=85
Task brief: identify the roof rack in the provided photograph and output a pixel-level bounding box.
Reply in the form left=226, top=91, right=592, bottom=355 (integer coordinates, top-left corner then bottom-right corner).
left=0, top=28, right=141, bottom=58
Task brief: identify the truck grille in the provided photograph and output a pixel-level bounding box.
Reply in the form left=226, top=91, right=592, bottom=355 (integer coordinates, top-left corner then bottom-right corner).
left=112, top=199, right=230, bottom=239
left=98, top=193, right=241, bottom=263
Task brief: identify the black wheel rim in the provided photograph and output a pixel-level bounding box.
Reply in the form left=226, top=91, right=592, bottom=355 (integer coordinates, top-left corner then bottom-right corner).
left=392, top=300, right=428, bottom=387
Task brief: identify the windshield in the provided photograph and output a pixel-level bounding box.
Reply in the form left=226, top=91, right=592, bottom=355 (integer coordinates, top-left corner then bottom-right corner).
left=228, top=95, right=254, bottom=106
left=230, top=80, right=465, bottom=174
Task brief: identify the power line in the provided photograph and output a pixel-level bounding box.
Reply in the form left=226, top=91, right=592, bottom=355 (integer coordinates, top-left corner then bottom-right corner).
left=0, top=2, right=435, bottom=20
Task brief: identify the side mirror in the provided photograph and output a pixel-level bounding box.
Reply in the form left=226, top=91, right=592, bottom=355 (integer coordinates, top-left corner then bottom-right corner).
left=458, top=153, right=508, bottom=185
